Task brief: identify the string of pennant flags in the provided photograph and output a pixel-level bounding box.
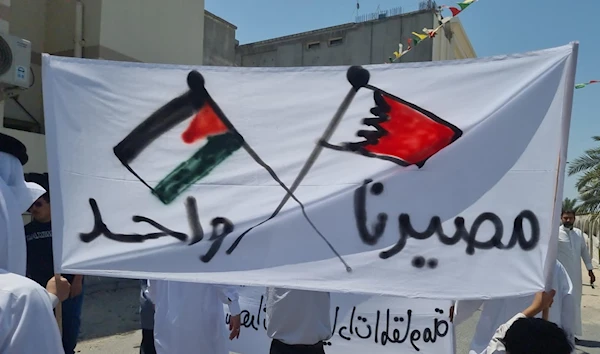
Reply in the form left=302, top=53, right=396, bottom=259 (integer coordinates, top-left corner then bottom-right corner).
left=383, top=2, right=597, bottom=93
left=386, top=0, right=478, bottom=63
left=575, top=80, right=598, bottom=90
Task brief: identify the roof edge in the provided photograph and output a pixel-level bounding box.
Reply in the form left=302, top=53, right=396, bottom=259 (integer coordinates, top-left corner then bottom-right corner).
left=205, top=10, right=237, bottom=30
left=239, top=8, right=434, bottom=47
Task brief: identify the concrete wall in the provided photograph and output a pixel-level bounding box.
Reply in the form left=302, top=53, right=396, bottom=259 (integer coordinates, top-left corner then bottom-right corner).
left=432, top=23, right=456, bottom=61
left=236, top=11, right=436, bottom=67
left=45, top=0, right=76, bottom=54
left=3, top=3, right=228, bottom=136
left=575, top=216, right=600, bottom=266
left=99, top=0, right=205, bottom=65
left=81, top=0, right=102, bottom=51
left=432, top=19, right=476, bottom=61
left=1, top=0, right=94, bottom=132
left=236, top=11, right=476, bottom=68
left=203, top=11, right=237, bottom=66
left=1, top=0, right=221, bottom=180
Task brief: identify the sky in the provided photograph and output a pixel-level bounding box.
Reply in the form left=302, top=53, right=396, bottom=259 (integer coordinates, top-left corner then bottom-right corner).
left=206, top=0, right=599, bottom=200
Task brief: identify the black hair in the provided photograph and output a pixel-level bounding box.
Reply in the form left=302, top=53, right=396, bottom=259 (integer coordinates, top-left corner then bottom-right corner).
left=502, top=317, right=573, bottom=354
left=561, top=209, right=576, bottom=217
left=24, top=172, right=50, bottom=202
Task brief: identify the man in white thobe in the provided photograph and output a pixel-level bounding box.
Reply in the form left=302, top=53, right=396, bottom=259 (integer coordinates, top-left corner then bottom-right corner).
left=0, top=133, right=71, bottom=353
left=147, top=280, right=242, bottom=354
left=0, top=269, right=69, bottom=353
left=557, top=209, right=595, bottom=340
left=266, top=288, right=331, bottom=354
left=453, top=260, right=575, bottom=353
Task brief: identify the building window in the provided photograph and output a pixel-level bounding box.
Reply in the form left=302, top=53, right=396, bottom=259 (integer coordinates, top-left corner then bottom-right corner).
left=306, top=41, right=320, bottom=50
left=328, top=38, right=343, bottom=47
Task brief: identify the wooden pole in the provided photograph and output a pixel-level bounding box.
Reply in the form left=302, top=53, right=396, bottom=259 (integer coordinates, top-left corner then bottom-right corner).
left=542, top=308, right=549, bottom=320
left=54, top=274, right=63, bottom=335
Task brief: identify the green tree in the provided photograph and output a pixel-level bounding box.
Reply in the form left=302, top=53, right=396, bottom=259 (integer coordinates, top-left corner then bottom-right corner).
left=562, top=197, right=579, bottom=212
left=568, top=136, right=600, bottom=214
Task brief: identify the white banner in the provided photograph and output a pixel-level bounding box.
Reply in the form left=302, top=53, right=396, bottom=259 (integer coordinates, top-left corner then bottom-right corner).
left=224, top=287, right=454, bottom=354
left=42, top=43, right=576, bottom=298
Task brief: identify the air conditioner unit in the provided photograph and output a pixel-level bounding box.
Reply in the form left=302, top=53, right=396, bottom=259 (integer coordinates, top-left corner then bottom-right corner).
left=0, top=33, right=32, bottom=90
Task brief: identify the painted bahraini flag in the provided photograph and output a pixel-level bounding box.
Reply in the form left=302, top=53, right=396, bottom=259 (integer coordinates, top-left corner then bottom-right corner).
left=322, top=86, right=462, bottom=168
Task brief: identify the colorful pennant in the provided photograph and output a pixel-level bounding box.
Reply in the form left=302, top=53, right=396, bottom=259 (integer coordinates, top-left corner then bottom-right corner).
left=392, top=44, right=403, bottom=60
left=575, top=80, right=599, bottom=89
left=424, top=28, right=438, bottom=38
left=386, top=0, right=479, bottom=63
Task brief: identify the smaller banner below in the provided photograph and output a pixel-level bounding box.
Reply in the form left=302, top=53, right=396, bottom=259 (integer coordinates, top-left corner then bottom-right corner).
left=224, top=287, right=455, bottom=354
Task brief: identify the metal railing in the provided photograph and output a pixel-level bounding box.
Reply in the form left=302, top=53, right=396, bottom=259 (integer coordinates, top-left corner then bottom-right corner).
left=419, top=0, right=438, bottom=11
left=355, top=6, right=403, bottom=23
left=574, top=217, right=599, bottom=266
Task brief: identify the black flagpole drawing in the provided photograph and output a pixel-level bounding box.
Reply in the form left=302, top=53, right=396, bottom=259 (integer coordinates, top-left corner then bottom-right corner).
left=227, top=66, right=371, bottom=272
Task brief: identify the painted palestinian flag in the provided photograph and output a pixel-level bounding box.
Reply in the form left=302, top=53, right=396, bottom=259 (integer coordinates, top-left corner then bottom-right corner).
left=323, top=86, right=462, bottom=168
left=113, top=71, right=243, bottom=205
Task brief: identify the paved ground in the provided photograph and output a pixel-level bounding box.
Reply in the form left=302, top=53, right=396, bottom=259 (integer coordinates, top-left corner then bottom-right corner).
left=76, top=265, right=600, bottom=354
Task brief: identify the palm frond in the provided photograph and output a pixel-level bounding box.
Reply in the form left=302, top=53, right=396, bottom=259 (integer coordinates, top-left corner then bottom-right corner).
left=575, top=167, right=600, bottom=190
left=563, top=197, right=579, bottom=212
left=570, top=136, right=600, bottom=213
left=568, top=153, right=600, bottom=175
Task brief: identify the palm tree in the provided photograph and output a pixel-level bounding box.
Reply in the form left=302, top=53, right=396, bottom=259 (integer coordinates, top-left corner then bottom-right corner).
left=568, top=136, right=600, bottom=214
left=562, top=197, right=579, bottom=213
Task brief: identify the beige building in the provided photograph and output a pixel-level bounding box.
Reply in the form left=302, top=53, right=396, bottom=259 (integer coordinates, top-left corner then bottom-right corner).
left=0, top=0, right=234, bottom=175
left=1, top=1, right=474, bottom=179
left=237, top=9, right=475, bottom=67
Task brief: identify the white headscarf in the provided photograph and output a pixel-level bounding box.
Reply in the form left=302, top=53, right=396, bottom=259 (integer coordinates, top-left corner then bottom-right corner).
left=0, top=151, right=45, bottom=275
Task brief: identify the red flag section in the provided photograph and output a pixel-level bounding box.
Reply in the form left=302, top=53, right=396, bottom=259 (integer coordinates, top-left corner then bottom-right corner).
left=362, top=93, right=460, bottom=166
left=181, top=104, right=228, bottom=144
left=449, top=7, right=461, bottom=16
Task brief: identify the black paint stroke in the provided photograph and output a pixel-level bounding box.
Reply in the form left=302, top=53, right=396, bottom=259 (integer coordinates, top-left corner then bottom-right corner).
left=320, top=85, right=463, bottom=168
left=79, top=198, right=188, bottom=243
left=412, top=256, right=440, bottom=269
left=327, top=307, right=450, bottom=350
left=185, top=196, right=204, bottom=245
left=80, top=197, right=240, bottom=264
left=503, top=210, right=540, bottom=251
left=380, top=309, right=412, bottom=346
left=426, top=258, right=438, bottom=269
left=113, top=89, right=204, bottom=165
left=227, top=300, right=451, bottom=350
left=385, top=214, right=537, bottom=260
left=226, top=66, right=371, bottom=272
left=354, top=315, right=372, bottom=339
left=225, top=295, right=267, bottom=331
left=199, top=217, right=234, bottom=263
left=353, top=180, right=541, bottom=260
left=354, top=179, right=388, bottom=245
